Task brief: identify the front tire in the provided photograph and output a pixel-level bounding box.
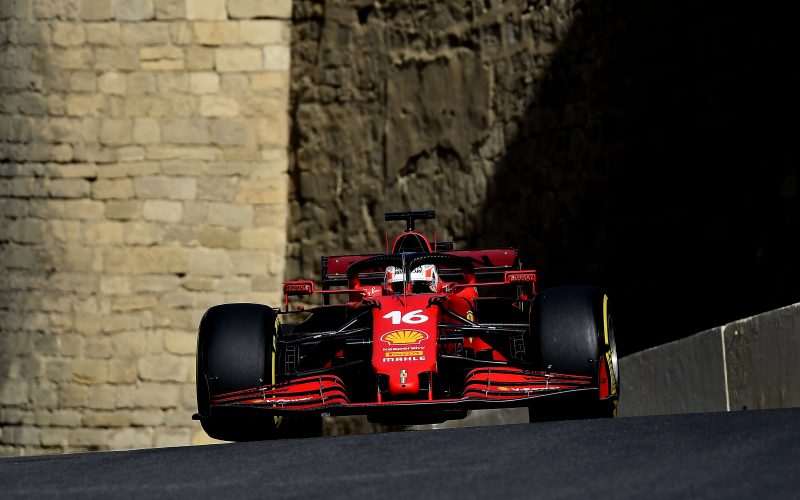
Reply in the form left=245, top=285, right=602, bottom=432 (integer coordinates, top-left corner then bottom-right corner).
left=527, top=286, right=619, bottom=422
left=196, top=303, right=322, bottom=441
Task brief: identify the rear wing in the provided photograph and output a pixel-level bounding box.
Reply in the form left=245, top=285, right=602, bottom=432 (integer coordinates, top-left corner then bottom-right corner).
left=321, top=249, right=521, bottom=290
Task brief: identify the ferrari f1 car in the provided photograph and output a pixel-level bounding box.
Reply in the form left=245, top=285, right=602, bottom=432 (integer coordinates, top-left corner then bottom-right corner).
left=194, top=210, right=619, bottom=440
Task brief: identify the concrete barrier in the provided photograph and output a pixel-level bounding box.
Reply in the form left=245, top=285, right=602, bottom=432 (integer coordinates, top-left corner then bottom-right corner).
left=617, top=328, right=728, bottom=416
left=723, top=304, right=800, bottom=411
left=619, top=302, right=800, bottom=417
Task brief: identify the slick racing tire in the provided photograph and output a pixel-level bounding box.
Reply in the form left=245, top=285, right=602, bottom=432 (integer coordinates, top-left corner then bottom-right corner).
left=196, top=303, right=322, bottom=441
left=527, top=286, right=619, bottom=422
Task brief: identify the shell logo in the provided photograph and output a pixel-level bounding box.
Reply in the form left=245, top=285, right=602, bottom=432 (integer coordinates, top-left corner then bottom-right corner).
left=381, top=330, right=428, bottom=345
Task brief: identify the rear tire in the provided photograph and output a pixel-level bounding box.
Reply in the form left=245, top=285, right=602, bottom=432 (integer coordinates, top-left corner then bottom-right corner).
left=527, top=286, right=619, bottom=422
left=196, top=303, right=322, bottom=441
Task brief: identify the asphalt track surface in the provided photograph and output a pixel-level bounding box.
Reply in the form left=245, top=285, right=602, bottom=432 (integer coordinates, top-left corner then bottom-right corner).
left=2, top=408, right=799, bottom=499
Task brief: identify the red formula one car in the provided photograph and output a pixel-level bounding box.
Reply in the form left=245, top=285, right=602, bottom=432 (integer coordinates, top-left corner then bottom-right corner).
left=194, top=210, right=619, bottom=440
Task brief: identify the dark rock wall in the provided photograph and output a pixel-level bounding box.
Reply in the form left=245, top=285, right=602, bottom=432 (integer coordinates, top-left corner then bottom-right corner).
left=289, top=0, right=800, bottom=354
left=288, top=1, right=546, bottom=274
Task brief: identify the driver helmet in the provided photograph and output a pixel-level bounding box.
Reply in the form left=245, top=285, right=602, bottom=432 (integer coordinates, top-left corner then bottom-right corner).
left=384, top=266, right=405, bottom=294
left=410, top=264, right=440, bottom=293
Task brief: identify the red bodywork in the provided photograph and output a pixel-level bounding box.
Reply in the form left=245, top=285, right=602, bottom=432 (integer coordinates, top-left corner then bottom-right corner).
left=208, top=215, right=612, bottom=424
left=372, top=295, right=438, bottom=398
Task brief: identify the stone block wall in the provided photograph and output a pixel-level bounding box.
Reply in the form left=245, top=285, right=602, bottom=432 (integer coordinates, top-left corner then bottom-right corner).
left=0, top=0, right=292, bottom=455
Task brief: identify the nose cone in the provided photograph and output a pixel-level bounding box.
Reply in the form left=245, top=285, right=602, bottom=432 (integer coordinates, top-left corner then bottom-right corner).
left=372, top=294, right=439, bottom=399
